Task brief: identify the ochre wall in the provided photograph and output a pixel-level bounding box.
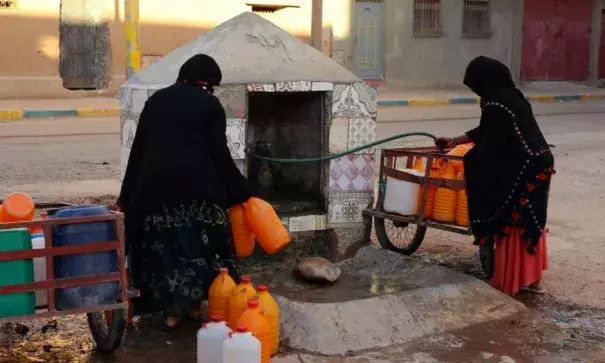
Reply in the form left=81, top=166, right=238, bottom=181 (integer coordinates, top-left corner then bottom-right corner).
left=0, top=0, right=347, bottom=99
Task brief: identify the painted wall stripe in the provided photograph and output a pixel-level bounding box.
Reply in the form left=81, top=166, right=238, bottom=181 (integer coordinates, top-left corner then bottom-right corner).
left=0, top=109, right=24, bottom=120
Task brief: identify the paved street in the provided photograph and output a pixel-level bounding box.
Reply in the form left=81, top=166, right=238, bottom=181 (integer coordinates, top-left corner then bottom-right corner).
left=1, top=101, right=605, bottom=361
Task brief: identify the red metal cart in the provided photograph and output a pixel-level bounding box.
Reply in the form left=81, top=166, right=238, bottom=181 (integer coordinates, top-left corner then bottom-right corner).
left=0, top=202, right=137, bottom=352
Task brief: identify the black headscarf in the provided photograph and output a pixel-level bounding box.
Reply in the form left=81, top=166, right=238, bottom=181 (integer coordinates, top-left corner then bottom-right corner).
left=176, top=54, right=222, bottom=94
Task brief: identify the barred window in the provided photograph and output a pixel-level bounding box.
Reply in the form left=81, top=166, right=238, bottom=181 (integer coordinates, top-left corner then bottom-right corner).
left=462, top=0, right=491, bottom=38
left=413, top=0, right=442, bottom=37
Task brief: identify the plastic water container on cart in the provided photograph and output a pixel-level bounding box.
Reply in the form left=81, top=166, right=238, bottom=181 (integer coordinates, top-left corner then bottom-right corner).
left=384, top=169, right=425, bottom=215
left=31, top=232, right=48, bottom=307
left=237, top=300, right=271, bottom=363
left=256, top=285, right=280, bottom=355
left=0, top=228, right=35, bottom=318
left=208, top=268, right=236, bottom=320
left=433, top=162, right=458, bottom=223
left=197, top=314, right=232, bottom=363
left=417, top=165, right=440, bottom=219
left=0, top=193, right=35, bottom=223
left=223, top=325, right=261, bottom=363
left=52, top=205, right=119, bottom=310
left=456, top=170, right=469, bottom=227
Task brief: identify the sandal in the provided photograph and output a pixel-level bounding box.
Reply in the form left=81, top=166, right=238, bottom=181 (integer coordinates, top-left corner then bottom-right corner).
left=162, top=317, right=182, bottom=332
left=520, top=285, right=546, bottom=294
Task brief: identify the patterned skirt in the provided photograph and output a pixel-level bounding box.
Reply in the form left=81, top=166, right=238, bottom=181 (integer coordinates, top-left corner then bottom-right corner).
left=128, top=199, right=241, bottom=316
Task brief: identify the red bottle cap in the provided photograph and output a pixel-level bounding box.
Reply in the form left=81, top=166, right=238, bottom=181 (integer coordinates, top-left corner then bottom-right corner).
left=210, top=315, right=222, bottom=322
left=236, top=325, right=248, bottom=333
left=219, top=268, right=229, bottom=274
left=257, top=285, right=268, bottom=292
left=240, top=275, right=251, bottom=283
left=247, top=299, right=259, bottom=308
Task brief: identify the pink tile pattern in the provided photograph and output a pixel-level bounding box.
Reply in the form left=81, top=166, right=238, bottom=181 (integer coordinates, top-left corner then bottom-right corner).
left=329, top=154, right=376, bottom=191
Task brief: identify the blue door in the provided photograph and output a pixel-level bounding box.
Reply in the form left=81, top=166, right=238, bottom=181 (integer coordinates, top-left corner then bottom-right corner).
left=353, top=1, right=384, bottom=80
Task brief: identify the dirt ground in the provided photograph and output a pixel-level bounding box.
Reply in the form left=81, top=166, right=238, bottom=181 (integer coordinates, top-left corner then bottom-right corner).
left=2, top=105, right=605, bottom=361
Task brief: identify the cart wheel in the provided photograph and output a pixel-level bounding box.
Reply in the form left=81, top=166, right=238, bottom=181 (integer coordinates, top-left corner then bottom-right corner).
left=479, top=239, right=495, bottom=279
left=374, top=217, right=427, bottom=255
left=87, top=309, right=127, bottom=353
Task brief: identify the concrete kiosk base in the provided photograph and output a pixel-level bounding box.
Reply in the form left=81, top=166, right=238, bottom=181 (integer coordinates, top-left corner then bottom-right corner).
left=261, top=246, right=525, bottom=355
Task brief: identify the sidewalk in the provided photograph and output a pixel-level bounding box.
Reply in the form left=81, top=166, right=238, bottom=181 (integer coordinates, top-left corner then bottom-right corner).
left=0, top=81, right=604, bottom=120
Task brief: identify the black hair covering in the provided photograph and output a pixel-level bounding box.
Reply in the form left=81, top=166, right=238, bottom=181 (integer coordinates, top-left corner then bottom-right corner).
left=176, top=54, right=222, bottom=92
left=463, top=56, right=516, bottom=97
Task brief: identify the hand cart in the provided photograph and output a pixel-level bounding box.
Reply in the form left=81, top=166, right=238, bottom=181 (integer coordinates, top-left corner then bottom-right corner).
left=361, top=146, right=485, bottom=270
left=0, top=202, right=139, bottom=353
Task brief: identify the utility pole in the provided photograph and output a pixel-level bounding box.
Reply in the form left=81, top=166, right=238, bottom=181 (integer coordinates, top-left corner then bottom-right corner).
left=311, top=0, right=323, bottom=51
left=124, top=0, right=141, bottom=79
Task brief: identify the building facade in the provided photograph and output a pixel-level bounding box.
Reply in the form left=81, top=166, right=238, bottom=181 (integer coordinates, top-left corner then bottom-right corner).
left=1, top=0, right=605, bottom=99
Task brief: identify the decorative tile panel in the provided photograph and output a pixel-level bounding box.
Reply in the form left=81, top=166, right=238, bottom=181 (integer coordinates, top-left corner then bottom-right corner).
left=332, top=84, right=376, bottom=118
left=328, top=192, right=374, bottom=227
left=329, top=154, right=376, bottom=191
left=276, top=81, right=312, bottom=92
left=215, top=85, right=246, bottom=118
left=352, top=83, right=379, bottom=116
left=348, top=117, right=376, bottom=152
left=118, top=87, right=133, bottom=111
left=247, top=84, right=275, bottom=92
left=131, top=89, right=149, bottom=114
left=226, top=119, right=246, bottom=159
left=329, top=117, right=348, bottom=153
left=312, top=82, right=334, bottom=91
left=288, top=215, right=328, bottom=232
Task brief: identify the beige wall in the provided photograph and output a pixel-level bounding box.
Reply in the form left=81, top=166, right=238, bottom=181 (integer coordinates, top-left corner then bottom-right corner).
left=0, top=0, right=350, bottom=99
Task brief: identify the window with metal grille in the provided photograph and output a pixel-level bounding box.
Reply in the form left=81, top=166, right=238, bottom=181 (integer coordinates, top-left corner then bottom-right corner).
left=462, top=0, right=491, bottom=37
left=413, top=0, right=442, bottom=37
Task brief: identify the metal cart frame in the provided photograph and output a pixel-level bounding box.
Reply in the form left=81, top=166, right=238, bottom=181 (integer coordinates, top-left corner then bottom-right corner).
left=0, top=202, right=136, bottom=352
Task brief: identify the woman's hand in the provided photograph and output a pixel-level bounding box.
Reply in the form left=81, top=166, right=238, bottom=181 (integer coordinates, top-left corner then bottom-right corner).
left=435, top=137, right=453, bottom=150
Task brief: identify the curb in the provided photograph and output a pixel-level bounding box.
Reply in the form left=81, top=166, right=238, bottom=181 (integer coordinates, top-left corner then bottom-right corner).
left=377, top=93, right=605, bottom=108
left=0, top=92, right=604, bottom=119
left=0, top=108, right=119, bottom=120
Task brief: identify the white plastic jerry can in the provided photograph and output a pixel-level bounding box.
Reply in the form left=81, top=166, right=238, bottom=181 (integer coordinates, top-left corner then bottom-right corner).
left=197, top=315, right=232, bottom=363
left=223, top=325, right=262, bottom=363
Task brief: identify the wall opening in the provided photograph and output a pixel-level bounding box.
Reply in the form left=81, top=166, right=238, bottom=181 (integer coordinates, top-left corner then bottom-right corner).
left=413, top=0, right=442, bottom=37
left=462, top=0, right=491, bottom=38
left=247, top=92, right=328, bottom=216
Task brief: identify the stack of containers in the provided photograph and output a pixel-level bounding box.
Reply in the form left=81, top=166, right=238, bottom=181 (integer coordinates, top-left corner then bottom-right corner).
left=206, top=272, right=281, bottom=363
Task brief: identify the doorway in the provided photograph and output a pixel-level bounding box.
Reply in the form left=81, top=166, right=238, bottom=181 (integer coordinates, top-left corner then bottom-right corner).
left=353, top=0, right=384, bottom=80
left=521, top=0, right=592, bottom=81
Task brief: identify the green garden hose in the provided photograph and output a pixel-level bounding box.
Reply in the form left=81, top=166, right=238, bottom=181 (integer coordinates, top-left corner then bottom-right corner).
left=246, top=131, right=438, bottom=163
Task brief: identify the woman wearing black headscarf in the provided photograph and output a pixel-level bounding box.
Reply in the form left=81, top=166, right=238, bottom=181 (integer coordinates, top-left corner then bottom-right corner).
left=435, top=56, right=555, bottom=296
left=119, top=54, right=255, bottom=329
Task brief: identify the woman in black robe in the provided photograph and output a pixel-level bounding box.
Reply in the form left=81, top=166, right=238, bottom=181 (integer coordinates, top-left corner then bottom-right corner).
left=436, top=56, right=555, bottom=296
left=118, top=54, right=255, bottom=329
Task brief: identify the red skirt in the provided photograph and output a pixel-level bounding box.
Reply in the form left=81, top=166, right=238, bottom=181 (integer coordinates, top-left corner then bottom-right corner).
left=489, top=227, right=548, bottom=296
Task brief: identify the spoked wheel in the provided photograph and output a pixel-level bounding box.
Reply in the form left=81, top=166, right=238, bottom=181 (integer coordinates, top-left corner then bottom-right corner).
left=87, top=309, right=127, bottom=353
left=374, top=217, right=427, bottom=255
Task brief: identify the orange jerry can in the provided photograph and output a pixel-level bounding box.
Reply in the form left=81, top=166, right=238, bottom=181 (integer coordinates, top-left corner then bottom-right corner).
left=244, top=198, right=291, bottom=255
left=228, top=205, right=255, bottom=258
left=456, top=171, right=469, bottom=227
left=417, top=165, right=440, bottom=219
left=447, top=143, right=473, bottom=175
left=433, top=161, right=458, bottom=223
left=412, top=156, right=424, bottom=172
left=208, top=268, right=237, bottom=321
left=237, top=300, right=271, bottom=363
left=228, top=275, right=257, bottom=329
left=0, top=192, right=35, bottom=223
left=256, top=285, right=280, bottom=355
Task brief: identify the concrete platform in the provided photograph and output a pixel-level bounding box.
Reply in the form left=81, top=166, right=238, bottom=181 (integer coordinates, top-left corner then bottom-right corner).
left=253, top=246, right=525, bottom=356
